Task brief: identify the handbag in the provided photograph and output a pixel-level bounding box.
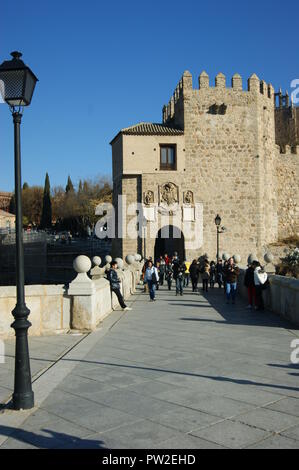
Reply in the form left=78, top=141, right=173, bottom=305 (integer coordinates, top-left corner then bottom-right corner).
left=261, top=278, right=270, bottom=290
left=151, top=270, right=158, bottom=284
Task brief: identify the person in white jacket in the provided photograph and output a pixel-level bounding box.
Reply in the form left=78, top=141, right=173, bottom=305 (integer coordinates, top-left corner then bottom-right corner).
left=144, top=260, right=159, bottom=301
left=253, top=261, right=268, bottom=311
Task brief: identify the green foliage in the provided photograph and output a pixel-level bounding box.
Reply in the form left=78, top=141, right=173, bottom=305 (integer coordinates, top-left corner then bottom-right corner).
left=65, top=175, right=74, bottom=193
left=40, top=173, right=52, bottom=229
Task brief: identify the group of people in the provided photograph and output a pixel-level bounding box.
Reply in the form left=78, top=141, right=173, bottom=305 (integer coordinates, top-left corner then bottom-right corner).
left=105, top=253, right=269, bottom=312
left=141, top=253, right=269, bottom=309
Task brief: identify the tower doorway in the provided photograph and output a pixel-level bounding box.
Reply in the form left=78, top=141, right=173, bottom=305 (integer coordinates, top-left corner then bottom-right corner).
left=154, top=225, right=185, bottom=261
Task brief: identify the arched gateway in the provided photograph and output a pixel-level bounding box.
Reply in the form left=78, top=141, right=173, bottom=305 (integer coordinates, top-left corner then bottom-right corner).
left=154, top=225, right=185, bottom=261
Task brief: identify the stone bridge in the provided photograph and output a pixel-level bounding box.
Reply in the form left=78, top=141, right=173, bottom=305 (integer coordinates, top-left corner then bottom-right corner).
left=0, top=280, right=299, bottom=449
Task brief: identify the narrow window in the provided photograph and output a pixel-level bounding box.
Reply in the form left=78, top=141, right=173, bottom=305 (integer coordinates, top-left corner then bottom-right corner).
left=160, top=145, right=176, bottom=170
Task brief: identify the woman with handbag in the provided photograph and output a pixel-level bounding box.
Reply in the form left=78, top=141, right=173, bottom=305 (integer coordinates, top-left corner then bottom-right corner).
left=253, top=261, right=268, bottom=311
left=144, top=260, right=159, bottom=301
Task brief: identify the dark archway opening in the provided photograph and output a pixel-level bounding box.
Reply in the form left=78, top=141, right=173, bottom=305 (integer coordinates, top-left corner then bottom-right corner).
left=154, top=225, right=185, bottom=262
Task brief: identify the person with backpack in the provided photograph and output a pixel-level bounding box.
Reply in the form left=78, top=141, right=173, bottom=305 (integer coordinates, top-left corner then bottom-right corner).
left=252, top=261, right=268, bottom=311
left=144, top=260, right=159, bottom=301
left=107, top=260, right=132, bottom=311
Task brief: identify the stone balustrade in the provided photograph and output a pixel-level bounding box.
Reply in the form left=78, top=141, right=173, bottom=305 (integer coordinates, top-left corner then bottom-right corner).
left=0, top=254, right=144, bottom=338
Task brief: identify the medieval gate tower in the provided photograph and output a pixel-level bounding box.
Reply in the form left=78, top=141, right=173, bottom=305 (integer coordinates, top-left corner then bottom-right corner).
left=110, top=70, right=299, bottom=262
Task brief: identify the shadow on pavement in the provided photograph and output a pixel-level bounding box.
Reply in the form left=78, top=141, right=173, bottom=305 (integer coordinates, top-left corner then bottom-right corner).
left=0, top=425, right=106, bottom=449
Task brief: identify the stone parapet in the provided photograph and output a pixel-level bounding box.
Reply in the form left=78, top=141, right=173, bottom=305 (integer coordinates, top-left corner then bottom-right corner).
left=238, top=269, right=299, bottom=326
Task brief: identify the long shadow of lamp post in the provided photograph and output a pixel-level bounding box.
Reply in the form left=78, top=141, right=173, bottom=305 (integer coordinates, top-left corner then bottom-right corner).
left=215, top=214, right=227, bottom=262
left=0, top=51, right=38, bottom=410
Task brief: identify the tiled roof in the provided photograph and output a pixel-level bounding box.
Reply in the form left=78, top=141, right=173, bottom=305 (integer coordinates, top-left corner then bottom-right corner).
left=121, top=122, right=184, bottom=136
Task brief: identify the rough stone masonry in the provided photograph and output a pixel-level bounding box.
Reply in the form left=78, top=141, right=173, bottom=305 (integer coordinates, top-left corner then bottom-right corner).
left=110, top=70, right=299, bottom=262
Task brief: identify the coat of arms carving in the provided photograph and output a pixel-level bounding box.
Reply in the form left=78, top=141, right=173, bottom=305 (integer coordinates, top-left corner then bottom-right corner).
left=159, top=182, right=179, bottom=206
left=144, top=190, right=154, bottom=205
left=184, top=190, right=194, bottom=204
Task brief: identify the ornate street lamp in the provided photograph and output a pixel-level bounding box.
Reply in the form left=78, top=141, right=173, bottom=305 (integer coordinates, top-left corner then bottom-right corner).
left=215, top=214, right=227, bottom=262
left=0, top=51, right=38, bottom=410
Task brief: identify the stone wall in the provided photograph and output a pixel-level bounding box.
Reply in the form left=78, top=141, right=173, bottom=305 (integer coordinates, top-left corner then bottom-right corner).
left=276, top=152, right=299, bottom=239
left=0, top=264, right=142, bottom=339
left=238, top=269, right=299, bottom=326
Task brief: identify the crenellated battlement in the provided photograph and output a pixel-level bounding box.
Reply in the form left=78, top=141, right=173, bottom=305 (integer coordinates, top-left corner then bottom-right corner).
left=163, top=69, right=278, bottom=124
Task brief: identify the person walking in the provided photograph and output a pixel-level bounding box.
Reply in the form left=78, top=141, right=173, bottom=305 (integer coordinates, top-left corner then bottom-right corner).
left=165, top=262, right=173, bottom=290
left=201, top=259, right=210, bottom=293
left=244, top=262, right=257, bottom=309
left=144, top=260, right=159, bottom=301
left=189, top=259, right=200, bottom=292
left=183, top=260, right=191, bottom=287
left=209, top=261, right=216, bottom=289
left=224, top=257, right=240, bottom=304
left=107, top=260, right=132, bottom=311
left=253, top=261, right=268, bottom=311
left=158, top=256, right=166, bottom=286
left=172, top=259, right=186, bottom=296
left=216, top=259, right=223, bottom=288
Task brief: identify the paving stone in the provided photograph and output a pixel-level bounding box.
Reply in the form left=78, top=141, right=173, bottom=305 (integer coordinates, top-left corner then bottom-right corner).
left=265, top=397, right=299, bottom=417
left=249, top=435, right=299, bottom=449
left=233, top=407, right=299, bottom=432
left=191, top=419, right=270, bottom=449
left=281, top=425, right=299, bottom=442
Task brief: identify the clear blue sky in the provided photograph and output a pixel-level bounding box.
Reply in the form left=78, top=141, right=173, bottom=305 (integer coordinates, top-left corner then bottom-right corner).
left=1, top=0, right=298, bottom=192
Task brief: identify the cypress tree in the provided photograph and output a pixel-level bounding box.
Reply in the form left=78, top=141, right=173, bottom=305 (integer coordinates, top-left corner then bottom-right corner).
left=40, top=173, right=52, bottom=229
left=65, top=175, right=74, bottom=193
left=78, top=179, right=83, bottom=193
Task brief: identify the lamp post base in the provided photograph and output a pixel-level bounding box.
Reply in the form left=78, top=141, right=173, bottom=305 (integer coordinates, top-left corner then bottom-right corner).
left=12, top=391, right=34, bottom=410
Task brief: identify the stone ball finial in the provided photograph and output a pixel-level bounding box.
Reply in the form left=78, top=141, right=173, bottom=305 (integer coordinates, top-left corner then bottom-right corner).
left=135, top=254, right=142, bottom=261
left=264, top=252, right=274, bottom=264
left=73, top=255, right=92, bottom=273
left=115, top=257, right=124, bottom=269
left=222, top=253, right=230, bottom=261
left=233, top=254, right=241, bottom=264
left=105, top=255, right=112, bottom=264
left=92, top=256, right=101, bottom=267
left=247, top=253, right=258, bottom=265
left=126, top=254, right=135, bottom=265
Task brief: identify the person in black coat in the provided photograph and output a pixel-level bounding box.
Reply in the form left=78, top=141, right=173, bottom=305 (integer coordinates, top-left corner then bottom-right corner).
left=244, top=263, right=256, bottom=309
left=107, top=261, right=132, bottom=311
left=189, top=259, right=200, bottom=292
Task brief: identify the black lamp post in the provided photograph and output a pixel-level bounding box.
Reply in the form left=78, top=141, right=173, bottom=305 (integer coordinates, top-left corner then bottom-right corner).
left=0, top=51, right=38, bottom=410
left=215, top=214, right=227, bottom=262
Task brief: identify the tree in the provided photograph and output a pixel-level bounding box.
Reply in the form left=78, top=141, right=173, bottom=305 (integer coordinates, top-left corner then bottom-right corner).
left=40, top=173, right=52, bottom=229
left=22, top=186, right=43, bottom=226
left=65, top=175, right=74, bottom=193
left=9, top=194, right=15, bottom=214
left=78, top=180, right=83, bottom=193
left=22, top=182, right=29, bottom=190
